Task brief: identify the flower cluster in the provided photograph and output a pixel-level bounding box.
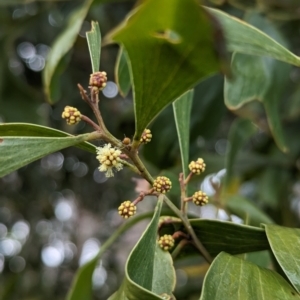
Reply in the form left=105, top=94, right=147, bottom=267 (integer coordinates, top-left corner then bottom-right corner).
left=140, top=129, right=152, bottom=144
left=89, top=71, right=107, bottom=91
left=61, top=106, right=81, bottom=125
left=153, top=176, right=172, bottom=194
left=189, top=158, right=206, bottom=175
left=158, top=234, right=175, bottom=251
left=192, top=191, right=208, bottom=206
left=96, top=143, right=123, bottom=177
left=118, top=201, right=137, bottom=219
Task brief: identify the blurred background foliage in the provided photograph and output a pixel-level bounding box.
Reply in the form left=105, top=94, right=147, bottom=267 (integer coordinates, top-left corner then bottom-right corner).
left=1, top=0, right=300, bottom=299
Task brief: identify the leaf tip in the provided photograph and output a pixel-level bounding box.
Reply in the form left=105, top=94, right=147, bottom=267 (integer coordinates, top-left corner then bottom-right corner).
left=87, top=20, right=99, bottom=34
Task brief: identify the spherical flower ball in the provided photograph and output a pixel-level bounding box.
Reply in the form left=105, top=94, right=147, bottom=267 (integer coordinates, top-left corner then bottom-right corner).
left=189, top=158, right=206, bottom=175
left=158, top=234, right=175, bottom=251
left=118, top=201, right=137, bottom=219
left=89, top=71, right=107, bottom=91
left=96, top=143, right=123, bottom=177
left=140, top=129, right=152, bottom=144
left=192, top=190, right=208, bottom=206
left=153, top=176, right=172, bottom=194
left=61, top=106, right=81, bottom=125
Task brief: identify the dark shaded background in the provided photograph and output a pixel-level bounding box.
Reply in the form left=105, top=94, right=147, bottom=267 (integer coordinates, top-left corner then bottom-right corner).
left=1, top=1, right=300, bottom=299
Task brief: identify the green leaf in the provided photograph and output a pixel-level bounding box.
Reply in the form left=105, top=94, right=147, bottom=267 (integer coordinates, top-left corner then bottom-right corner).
left=151, top=246, right=175, bottom=296
left=0, top=133, right=91, bottom=178
left=225, top=52, right=290, bottom=152
left=200, top=252, right=300, bottom=300
left=265, top=224, right=300, bottom=293
left=43, top=0, right=93, bottom=103
left=142, top=106, right=178, bottom=170
left=173, top=90, right=193, bottom=178
left=115, top=47, right=131, bottom=97
left=109, top=195, right=175, bottom=300
left=86, top=21, right=101, bottom=73
left=245, top=250, right=272, bottom=269
left=67, top=211, right=154, bottom=300
left=0, top=0, right=65, bottom=4
left=223, top=12, right=291, bottom=152
left=258, top=166, right=290, bottom=209
left=227, top=0, right=256, bottom=10
left=261, top=2, right=300, bottom=21
left=0, top=123, right=96, bottom=154
left=67, top=259, right=98, bottom=300
left=225, top=195, right=274, bottom=227
left=190, top=74, right=225, bottom=141
left=225, top=118, right=257, bottom=186
left=126, top=197, right=164, bottom=290
left=180, top=219, right=269, bottom=257
left=285, top=84, right=300, bottom=120
left=207, top=7, right=300, bottom=66
left=108, top=0, right=221, bottom=143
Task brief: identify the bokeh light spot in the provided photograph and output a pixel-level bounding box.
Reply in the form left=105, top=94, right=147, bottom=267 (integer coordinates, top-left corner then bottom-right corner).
left=9, top=256, right=26, bottom=273
left=0, top=254, right=4, bottom=273
left=17, top=42, right=36, bottom=60
left=73, top=162, right=88, bottom=178
left=93, top=264, right=107, bottom=289
left=0, top=238, right=22, bottom=257
left=41, top=152, right=64, bottom=171
left=215, top=139, right=230, bottom=155
left=102, top=81, right=118, bottom=98
left=79, top=238, right=100, bottom=266
left=41, top=245, right=64, bottom=267
left=0, top=224, right=7, bottom=238
left=12, top=221, right=30, bottom=243
left=27, top=55, right=45, bottom=72
left=93, top=168, right=108, bottom=183
left=55, top=201, right=73, bottom=222
left=48, top=11, right=63, bottom=27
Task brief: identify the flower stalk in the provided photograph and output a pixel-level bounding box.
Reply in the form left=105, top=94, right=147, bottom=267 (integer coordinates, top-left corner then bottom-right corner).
left=74, top=75, right=212, bottom=262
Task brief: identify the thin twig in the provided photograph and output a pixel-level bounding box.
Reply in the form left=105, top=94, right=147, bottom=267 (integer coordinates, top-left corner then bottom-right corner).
left=118, top=159, right=140, bottom=175
left=78, top=83, right=212, bottom=263
left=171, top=239, right=190, bottom=260
left=179, top=172, right=187, bottom=213
left=77, top=83, right=107, bottom=132
left=81, top=115, right=101, bottom=131
left=132, top=188, right=156, bottom=205
left=184, top=172, right=193, bottom=185
left=163, top=196, right=212, bottom=263
left=120, top=149, right=154, bottom=184
left=172, top=231, right=189, bottom=240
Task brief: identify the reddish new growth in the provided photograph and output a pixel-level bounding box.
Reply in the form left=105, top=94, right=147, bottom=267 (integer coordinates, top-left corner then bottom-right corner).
left=89, top=71, right=107, bottom=91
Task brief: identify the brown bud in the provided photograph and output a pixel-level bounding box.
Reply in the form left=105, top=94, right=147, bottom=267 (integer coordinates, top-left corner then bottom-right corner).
left=122, top=137, right=131, bottom=145
left=89, top=71, right=107, bottom=91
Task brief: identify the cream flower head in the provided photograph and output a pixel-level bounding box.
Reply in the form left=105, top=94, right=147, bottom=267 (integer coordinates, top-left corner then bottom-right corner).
left=96, top=143, right=123, bottom=177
